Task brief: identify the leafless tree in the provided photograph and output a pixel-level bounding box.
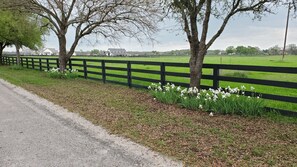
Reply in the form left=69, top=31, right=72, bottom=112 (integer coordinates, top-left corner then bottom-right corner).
left=5, top=0, right=164, bottom=71
left=165, top=0, right=296, bottom=89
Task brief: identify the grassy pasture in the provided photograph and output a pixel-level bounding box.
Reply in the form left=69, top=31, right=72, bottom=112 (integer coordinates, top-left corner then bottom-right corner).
left=69, top=54, right=296, bottom=66
left=17, top=55, right=297, bottom=112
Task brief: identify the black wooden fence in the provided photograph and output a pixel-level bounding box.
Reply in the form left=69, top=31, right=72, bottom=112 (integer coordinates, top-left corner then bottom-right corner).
left=2, top=56, right=297, bottom=117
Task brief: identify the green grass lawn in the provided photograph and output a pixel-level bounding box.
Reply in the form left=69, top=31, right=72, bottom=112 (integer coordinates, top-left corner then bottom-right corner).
left=0, top=65, right=296, bottom=166
left=74, top=54, right=297, bottom=67
left=20, top=54, right=297, bottom=66
left=5, top=55, right=297, bottom=112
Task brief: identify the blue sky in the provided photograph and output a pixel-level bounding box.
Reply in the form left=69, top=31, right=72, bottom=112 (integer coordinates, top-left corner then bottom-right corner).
left=5, top=5, right=297, bottom=52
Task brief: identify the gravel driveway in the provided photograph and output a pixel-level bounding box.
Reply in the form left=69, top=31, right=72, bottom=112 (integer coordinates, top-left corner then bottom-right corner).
left=0, top=79, right=182, bottom=167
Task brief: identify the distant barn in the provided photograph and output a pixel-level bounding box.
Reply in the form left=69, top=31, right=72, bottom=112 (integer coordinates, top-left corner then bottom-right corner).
left=107, top=48, right=127, bottom=56
left=41, top=48, right=58, bottom=56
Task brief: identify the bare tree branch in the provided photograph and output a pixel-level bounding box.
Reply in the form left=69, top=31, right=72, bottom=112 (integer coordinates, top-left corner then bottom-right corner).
left=166, top=0, right=285, bottom=88
left=6, top=0, right=164, bottom=70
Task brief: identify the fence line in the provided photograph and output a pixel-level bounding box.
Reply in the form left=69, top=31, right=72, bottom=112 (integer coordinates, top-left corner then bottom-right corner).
left=2, top=56, right=297, bottom=117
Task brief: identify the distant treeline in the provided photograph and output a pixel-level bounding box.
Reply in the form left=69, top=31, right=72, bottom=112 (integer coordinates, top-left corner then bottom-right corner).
left=131, top=44, right=297, bottom=56
left=207, top=44, right=297, bottom=56
left=4, top=44, right=297, bottom=57
left=166, top=44, right=297, bottom=56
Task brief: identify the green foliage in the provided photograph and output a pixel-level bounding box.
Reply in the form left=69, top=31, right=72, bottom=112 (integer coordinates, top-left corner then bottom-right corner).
left=286, top=44, right=297, bottom=55
left=0, top=10, right=46, bottom=52
left=267, top=45, right=281, bottom=55
left=149, top=83, right=181, bottom=104
left=235, top=46, right=261, bottom=55
left=149, top=83, right=266, bottom=116
left=90, top=49, right=100, bottom=56
left=226, top=46, right=236, bottom=55
left=9, top=65, right=24, bottom=70
left=45, top=68, right=79, bottom=79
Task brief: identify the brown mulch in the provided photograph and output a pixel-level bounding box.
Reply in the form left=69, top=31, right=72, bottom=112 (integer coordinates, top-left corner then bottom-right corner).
left=23, top=79, right=297, bottom=166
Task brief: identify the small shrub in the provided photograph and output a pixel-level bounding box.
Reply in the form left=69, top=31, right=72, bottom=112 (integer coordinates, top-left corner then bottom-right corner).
left=10, top=65, right=24, bottom=70
left=65, top=69, right=79, bottom=79
left=45, top=68, right=79, bottom=79
left=148, top=83, right=265, bottom=116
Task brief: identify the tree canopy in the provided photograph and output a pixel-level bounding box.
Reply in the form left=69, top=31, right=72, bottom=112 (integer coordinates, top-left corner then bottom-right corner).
left=0, top=10, right=45, bottom=64
left=287, top=44, right=297, bottom=55
left=164, top=0, right=296, bottom=88
left=3, top=0, right=164, bottom=70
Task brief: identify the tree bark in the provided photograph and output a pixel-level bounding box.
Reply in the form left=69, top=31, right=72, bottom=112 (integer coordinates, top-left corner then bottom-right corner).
left=15, top=44, right=21, bottom=65
left=188, top=15, right=207, bottom=89
left=189, top=40, right=199, bottom=88
left=189, top=47, right=206, bottom=89
left=0, top=44, right=4, bottom=65
left=58, top=34, right=68, bottom=72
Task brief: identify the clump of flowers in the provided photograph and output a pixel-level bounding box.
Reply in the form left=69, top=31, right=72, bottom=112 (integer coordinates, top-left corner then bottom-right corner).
left=45, top=68, right=79, bottom=79
left=148, top=83, right=264, bottom=116
left=148, top=82, right=181, bottom=104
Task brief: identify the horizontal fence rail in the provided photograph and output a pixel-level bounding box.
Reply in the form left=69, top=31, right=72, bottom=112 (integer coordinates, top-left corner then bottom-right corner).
left=1, top=56, right=297, bottom=117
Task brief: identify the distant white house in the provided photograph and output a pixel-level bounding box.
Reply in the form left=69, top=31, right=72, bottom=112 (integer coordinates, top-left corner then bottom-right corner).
left=107, top=48, right=127, bottom=56
left=41, top=48, right=58, bottom=55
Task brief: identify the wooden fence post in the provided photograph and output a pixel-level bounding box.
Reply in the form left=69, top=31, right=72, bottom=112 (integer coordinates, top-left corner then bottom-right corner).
left=68, top=59, right=72, bottom=70
left=56, top=59, right=59, bottom=68
left=102, top=60, right=106, bottom=83
left=46, top=59, right=49, bottom=70
left=21, top=58, right=24, bottom=66
left=31, top=58, right=35, bottom=69
left=127, top=61, right=132, bottom=88
left=26, top=58, right=29, bottom=68
left=160, top=63, right=166, bottom=86
left=213, top=65, right=220, bottom=89
left=39, top=58, right=42, bottom=71
left=83, top=59, right=87, bottom=79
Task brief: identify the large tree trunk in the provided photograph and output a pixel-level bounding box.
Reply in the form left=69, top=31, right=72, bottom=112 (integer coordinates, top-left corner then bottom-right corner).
left=189, top=42, right=207, bottom=89
left=15, top=44, right=21, bottom=65
left=58, top=34, right=68, bottom=72
left=189, top=53, right=206, bottom=89
left=0, top=44, right=4, bottom=65
left=189, top=58, right=202, bottom=88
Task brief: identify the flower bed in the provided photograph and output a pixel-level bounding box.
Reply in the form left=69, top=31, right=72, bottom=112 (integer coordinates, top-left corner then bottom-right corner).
left=45, top=68, right=79, bottom=79
left=148, top=83, right=264, bottom=116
